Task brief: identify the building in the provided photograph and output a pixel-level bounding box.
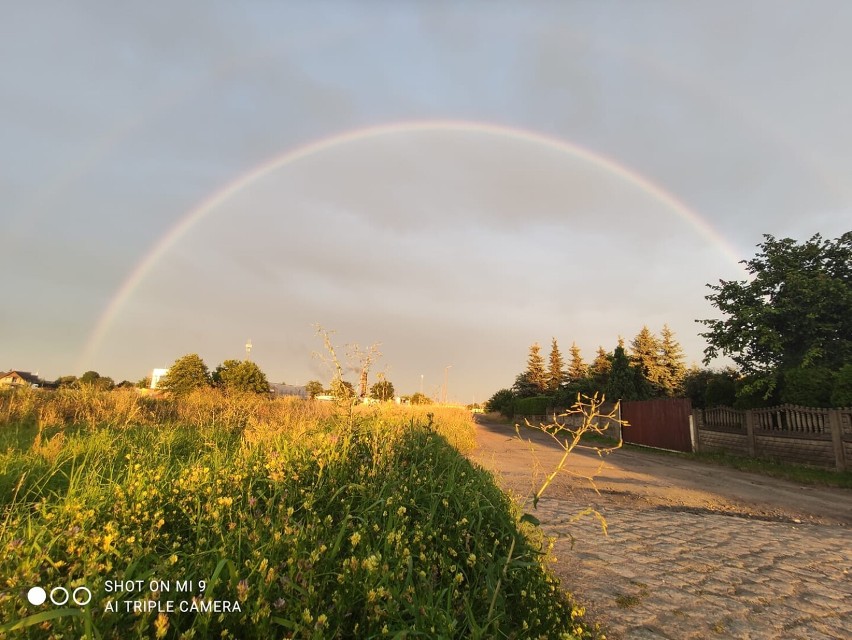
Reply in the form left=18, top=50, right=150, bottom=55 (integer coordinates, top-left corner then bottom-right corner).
left=0, top=370, right=41, bottom=388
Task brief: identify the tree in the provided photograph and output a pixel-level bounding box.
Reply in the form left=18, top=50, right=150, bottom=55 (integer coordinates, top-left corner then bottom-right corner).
left=605, top=344, right=648, bottom=401
left=408, top=392, right=432, bottom=405
left=699, top=233, right=852, bottom=398
left=79, top=370, right=101, bottom=385
left=485, top=388, right=514, bottom=415
left=136, top=376, right=151, bottom=389
left=370, top=379, right=395, bottom=401
left=658, top=325, right=686, bottom=396
left=305, top=380, right=324, bottom=398
left=159, top=354, right=211, bottom=395
left=524, top=343, right=548, bottom=395
left=590, top=347, right=612, bottom=383
left=56, top=375, right=78, bottom=388
left=567, top=342, right=588, bottom=382
left=630, top=326, right=662, bottom=393
left=546, top=338, right=566, bottom=392
left=213, top=359, right=269, bottom=394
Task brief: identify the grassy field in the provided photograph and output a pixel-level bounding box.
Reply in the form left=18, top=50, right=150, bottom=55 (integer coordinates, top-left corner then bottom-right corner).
left=0, top=388, right=600, bottom=639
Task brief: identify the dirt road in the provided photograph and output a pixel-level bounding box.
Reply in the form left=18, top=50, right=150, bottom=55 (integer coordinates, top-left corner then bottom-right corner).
left=471, top=417, right=852, bottom=639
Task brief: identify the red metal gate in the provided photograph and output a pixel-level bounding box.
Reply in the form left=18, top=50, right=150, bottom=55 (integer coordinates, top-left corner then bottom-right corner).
left=621, top=398, right=693, bottom=452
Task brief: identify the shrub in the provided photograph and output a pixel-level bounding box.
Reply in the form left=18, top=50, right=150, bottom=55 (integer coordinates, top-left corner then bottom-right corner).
left=512, top=395, right=550, bottom=416
left=831, top=364, right=852, bottom=407
left=779, top=366, right=835, bottom=407
left=485, top=388, right=514, bottom=417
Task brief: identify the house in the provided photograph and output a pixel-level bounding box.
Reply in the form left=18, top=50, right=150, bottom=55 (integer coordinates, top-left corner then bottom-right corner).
left=0, top=370, right=42, bottom=388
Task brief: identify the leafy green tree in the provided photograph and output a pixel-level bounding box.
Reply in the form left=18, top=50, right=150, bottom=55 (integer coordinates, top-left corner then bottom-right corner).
left=658, top=325, right=686, bottom=396
left=370, top=379, right=395, bottom=401
left=630, top=326, right=662, bottom=393
left=136, top=376, right=151, bottom=389
left=524, top=343, right=548, bottom=395
left=79, top=370, right=101, bottom=385
left=567, top=342, right=588, bottom=382
left=699, top=233, right=852, bottom=398
left=305, top=380, right=324, bottom=398
left=546, top=338, right=566, bottom=392
left=160, top=354, right=211, bottom=395
left=408, top=392, right=432, bottom=405
left=512, top=372, right=538, bottom=399
left=485, top=388, right=514, bottom=416
left=213, top=360, right=269, bottom=394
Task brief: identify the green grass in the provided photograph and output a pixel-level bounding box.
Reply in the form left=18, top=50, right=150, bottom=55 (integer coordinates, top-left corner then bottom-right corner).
left=0, top=389, right=601, bottom=639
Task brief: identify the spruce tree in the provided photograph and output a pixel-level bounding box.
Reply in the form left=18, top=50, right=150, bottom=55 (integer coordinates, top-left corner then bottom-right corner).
left=547, top=338, right=566, bottom=392
left=658, top=324, right=687, bottom=396
left=630, top=326, right=663, bottom=394
left=525, top=342, right=548, bottom=395
left=567, top=342, right=588, bottom=381
left=605, top=344, right=639, bottom=400
left=590, top=346, right=612, bottom=382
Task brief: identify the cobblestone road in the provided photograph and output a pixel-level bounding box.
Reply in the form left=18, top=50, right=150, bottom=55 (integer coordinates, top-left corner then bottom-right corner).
left=472, top=420, right=852, bottom=639
left=538, top=500, right=851, bottom=639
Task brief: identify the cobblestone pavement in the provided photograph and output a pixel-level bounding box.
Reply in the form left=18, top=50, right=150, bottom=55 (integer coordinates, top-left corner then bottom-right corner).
left=472, top=420, right=852, bottom=639
left=537, top=500, right=851, bottom=639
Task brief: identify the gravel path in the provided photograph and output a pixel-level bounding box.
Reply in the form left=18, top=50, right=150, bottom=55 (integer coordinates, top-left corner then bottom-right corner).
left=471, top=418, right=852, bottom=639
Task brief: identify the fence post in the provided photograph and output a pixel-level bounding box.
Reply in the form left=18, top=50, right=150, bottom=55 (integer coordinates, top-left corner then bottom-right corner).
left=744, top=409, right=756, bottom=457
left=691, top=409, right=702, bottom=453
left=827, top=410, right=847, bottom=472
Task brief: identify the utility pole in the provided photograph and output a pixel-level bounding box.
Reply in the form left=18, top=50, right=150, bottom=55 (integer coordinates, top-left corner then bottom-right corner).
left=245, top=339, right=252, bottom=361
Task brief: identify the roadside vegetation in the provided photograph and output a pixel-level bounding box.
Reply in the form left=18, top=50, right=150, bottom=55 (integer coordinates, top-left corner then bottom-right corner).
left=0, top=386, right=601, bottom=639
left=619, top=442, right=852, bottom=489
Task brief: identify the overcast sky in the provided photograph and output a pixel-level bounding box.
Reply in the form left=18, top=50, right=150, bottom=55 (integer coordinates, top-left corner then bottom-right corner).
left=2, top=2, right=850, bottom=402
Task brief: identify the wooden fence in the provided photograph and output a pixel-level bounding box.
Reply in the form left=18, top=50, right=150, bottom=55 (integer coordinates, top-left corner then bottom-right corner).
left=694, top=404, right=851, bottom=471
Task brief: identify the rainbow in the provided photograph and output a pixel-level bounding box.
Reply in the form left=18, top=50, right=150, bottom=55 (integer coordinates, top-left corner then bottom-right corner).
left=77, top=119, right=744, bottom=370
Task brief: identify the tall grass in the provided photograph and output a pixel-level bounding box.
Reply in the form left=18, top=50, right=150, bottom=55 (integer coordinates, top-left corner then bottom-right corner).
left=0, top=388, right=599, bottom=639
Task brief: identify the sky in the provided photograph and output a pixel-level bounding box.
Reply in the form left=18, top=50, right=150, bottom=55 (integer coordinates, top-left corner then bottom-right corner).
left=2, top=2, right=851, bottom=403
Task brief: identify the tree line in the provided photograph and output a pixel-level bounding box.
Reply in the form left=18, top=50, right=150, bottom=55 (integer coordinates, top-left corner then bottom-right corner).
left=487, top=232, right=852, bottom=415
left=486, top=326, right=687, bottom=416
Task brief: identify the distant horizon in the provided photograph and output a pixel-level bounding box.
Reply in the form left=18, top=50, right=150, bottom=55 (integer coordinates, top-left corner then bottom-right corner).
left=3, top=4, right=850, bottom=404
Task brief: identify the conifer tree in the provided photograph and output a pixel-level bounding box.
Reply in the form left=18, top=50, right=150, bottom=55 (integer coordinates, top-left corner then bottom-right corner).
left=605, top=344, right=639, bottom=400
left=547, top=338, right=566, bottom=392
left=590, top=346, right=612, bottom=382
left=525, top=342, right=548, bottom=395
left=658, top=324, right=687, bottom=396
left=630, top=326, right=663, bottom=393
left=567, top=342, right=588, bottom=381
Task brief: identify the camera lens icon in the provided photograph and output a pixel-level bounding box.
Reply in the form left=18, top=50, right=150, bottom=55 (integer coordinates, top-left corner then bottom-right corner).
left=27, top=586, right=91, bottom=607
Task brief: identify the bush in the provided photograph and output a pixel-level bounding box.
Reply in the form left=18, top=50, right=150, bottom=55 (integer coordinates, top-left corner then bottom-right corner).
left=512, top=396, right=551, bottom=416
left=780, top=367, right=835, bottom=407
left=485, top=388, right=514, bottom=417
left=705, top=375, right=737, bottom=407
left=831, top=364, right=852, bottom=407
